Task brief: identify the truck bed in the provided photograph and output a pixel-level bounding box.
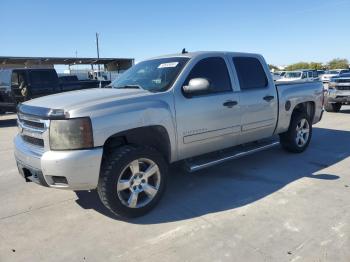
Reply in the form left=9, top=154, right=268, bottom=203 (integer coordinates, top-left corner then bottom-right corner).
left=275, top=80, right=324, bottom=134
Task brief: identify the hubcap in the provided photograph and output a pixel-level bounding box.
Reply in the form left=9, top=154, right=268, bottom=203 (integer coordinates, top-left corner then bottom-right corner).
left=295, top=118, right=310, bottom=147
left=116, top=158, right=161, bottom=208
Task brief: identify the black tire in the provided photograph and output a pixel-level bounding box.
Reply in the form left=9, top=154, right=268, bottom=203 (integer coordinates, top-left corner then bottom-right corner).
left=97, top=145, right=168, bottom=218
left=279, top=112, right=312, bottom=153
left=324, top=102, right=342, bottom=112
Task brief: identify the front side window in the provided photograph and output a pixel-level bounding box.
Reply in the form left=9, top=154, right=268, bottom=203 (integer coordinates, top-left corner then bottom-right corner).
left=11, top=72, right=27, bottom=86
left=184, top=57, right=232, bottom=95
left=110, top=57, right=189, bottom=92
left=11, top=72, right=19, bottom=86
left=233, top=57, right=268, bottom=90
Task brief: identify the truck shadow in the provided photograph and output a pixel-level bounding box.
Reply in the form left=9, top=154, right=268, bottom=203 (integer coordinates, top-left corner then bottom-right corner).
left=0, top=116, right=17, bottom=128
left=75, top=127, right=349, bottom=223
left=339, top=109, right=350, bottom=114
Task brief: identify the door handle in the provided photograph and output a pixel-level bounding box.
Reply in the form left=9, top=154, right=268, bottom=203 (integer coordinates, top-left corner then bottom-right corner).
left=223, top=100, right=238, bottom=108
left=263, top=95, right=275, bottom=102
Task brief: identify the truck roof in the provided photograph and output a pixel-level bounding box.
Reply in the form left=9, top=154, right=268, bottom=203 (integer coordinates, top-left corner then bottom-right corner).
left=147, top=51, right=263, bottom=60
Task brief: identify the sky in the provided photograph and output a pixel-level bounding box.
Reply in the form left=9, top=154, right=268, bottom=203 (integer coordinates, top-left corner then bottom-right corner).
left=1, top=0, right=350, bottom=66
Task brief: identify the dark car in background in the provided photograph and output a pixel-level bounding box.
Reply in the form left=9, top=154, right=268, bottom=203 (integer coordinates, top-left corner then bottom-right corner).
left=0, top=68, right=110, bottom=113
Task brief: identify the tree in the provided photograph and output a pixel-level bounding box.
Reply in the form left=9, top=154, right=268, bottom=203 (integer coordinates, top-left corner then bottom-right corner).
left=309, top=62, right=324, bottom=70
left=285, top=61, right=325, bottom=71
left=285, top=62, right=310, bottom=71
left=327, top=58, right=349, bottom=69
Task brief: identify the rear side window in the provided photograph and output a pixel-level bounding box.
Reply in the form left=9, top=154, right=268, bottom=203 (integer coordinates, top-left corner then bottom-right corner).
left=233, top=57, right=268, bottom=90
left=184, top=57, right=232, bottom=95
left=30, top=71, right=58, bottom=87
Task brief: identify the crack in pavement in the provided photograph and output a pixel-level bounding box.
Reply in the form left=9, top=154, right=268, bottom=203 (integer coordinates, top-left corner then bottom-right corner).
left=0, top=197, right=77, bottom=221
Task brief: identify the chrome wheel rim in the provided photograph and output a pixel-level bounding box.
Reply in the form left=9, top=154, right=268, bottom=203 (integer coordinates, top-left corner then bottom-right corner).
left=117, top=158, right=161, bottom=208
left=295, top=118, right=310, bottom=147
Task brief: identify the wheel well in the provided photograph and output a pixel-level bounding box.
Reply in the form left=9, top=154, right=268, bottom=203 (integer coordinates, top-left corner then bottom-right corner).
left=103, top=126, right=171, bottom=162
left=292, top=101, right=315, bottom=121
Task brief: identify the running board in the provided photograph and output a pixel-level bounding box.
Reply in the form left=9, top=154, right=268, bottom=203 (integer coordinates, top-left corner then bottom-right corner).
left=185, top=139, right=280, bottom=173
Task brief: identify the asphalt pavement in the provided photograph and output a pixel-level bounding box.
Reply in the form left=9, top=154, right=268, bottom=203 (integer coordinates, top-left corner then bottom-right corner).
left=0, top=108, right=349, bottom=262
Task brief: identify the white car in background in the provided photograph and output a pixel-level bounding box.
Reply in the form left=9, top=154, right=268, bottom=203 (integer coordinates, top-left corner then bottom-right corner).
left=321, top=69, right=350, bottom=83
left=271, top=72, right=282, bottom=81
left=276, top=70, right=317, bottom=83
left=270, top=71, right=286, bottom=81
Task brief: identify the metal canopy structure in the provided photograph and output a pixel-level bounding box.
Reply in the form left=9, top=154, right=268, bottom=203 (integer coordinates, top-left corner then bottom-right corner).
left=0, top=56, right=134, bottom=71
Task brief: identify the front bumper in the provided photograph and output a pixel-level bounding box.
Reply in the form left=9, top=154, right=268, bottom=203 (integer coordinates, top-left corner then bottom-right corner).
left=14, top=135, right=103, bottom=190
left=325, top=89, right=350, bottom=103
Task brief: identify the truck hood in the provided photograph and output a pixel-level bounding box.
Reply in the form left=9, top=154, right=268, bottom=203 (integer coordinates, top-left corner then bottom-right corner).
left=23, top=88, right=151, bottom=112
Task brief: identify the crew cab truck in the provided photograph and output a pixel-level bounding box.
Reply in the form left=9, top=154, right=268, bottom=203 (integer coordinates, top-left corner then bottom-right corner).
left=0, top=69, right=61, bottom=113
left=0, top=68, right=110, bottom=113
left=14, top=51, right=324, bottom=218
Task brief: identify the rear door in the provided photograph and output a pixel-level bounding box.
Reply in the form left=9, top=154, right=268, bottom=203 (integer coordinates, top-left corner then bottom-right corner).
left=175, top=56, right=241, bottom=159
left=231, top=56, right=278, bottom=144
left=28, top=70, right=60, bottom=98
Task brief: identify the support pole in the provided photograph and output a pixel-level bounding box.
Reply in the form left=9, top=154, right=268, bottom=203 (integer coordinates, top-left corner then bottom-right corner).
left=96, top=33, right=101, bottom=77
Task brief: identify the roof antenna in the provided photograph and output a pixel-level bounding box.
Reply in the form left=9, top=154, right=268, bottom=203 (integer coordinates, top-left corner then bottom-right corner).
left=182, top=48, right=188, bottom=54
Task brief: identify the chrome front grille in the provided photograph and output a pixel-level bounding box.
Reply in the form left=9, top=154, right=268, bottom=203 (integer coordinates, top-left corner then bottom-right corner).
left=336, top=86, right=350, bottom=90
left=17, top=113, right=49, bottom=150
left=337, top=79, right=350, bottom=83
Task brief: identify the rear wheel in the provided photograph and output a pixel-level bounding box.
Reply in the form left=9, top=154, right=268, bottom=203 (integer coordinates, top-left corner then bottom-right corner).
left=324, top=102, right=342, bottom=112
left=280, top=112, right=312, bottom=153
left=97, top=145, right=167, bottom=218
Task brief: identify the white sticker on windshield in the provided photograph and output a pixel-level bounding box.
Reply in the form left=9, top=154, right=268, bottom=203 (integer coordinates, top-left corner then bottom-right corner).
left=158, top=62, right=179, bottom=68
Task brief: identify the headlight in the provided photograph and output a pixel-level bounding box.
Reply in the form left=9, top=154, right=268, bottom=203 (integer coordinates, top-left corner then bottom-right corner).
left=49, top=118, right=93, bottom=150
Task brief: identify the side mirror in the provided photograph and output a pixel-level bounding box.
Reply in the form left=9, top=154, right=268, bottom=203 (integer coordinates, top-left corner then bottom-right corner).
left=183, top=78, right=210, bottom=94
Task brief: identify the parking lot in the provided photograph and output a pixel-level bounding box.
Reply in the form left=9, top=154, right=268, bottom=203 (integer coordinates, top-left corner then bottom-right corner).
left=0, top=108, right=349, bottom=262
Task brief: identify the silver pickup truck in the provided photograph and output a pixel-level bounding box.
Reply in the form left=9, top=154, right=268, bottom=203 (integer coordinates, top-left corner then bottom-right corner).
left=14, top=51, right=324, bottom=218
left=324, top=72, right=350, bottom=112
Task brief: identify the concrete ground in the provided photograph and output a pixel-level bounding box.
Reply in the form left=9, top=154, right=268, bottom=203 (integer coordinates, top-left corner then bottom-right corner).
left=0, top=108, right=350, bottom=262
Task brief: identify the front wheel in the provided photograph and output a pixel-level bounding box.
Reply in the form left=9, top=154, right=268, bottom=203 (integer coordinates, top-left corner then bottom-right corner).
left=324, top=102, right=341, bottom=112
left=97, top=145, right=167, bottom=218
left=280, top=112, right=312, bottom=153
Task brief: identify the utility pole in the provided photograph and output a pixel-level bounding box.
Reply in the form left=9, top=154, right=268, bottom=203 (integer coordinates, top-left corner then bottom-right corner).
left=96, top=32, right=101, bottom=75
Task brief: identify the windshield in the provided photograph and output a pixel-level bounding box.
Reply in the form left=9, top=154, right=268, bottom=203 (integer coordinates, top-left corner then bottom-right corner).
left=326, top=70, right=340, bottom=74
left=110, top=57, right=189, bottom=92
left=284, top=72, right=301, bottom=78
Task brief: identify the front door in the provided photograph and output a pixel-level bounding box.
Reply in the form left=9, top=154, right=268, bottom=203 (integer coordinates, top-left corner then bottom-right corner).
left=11, top=70, right=28, bottom=103
left=175, top=56, right=241, bottom=160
